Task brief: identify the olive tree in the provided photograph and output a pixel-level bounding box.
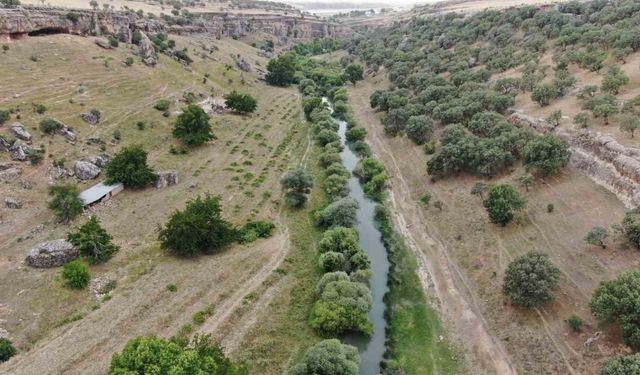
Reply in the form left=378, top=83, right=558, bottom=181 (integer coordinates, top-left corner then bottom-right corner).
left=503, top=251, right=560, bottom=309
left=620, top=115, right=640, bottom=138
left=523, top=134, right=570, bottom=176
left=531, top=84, right=556, bottom=106
left=483, top=184, right=527, bottom=226
left=405, top=115, right=434, bottom=144
left=289, top=339, right=359, bottom=375
left=280, top=168, right=313, bottom=208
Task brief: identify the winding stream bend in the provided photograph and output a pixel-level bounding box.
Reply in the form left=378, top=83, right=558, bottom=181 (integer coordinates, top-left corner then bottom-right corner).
left=327, top=99, right=390, bottom=375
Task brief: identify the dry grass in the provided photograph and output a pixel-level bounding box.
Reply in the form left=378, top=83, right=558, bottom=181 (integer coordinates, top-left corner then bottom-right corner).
left=348, top=76, right=640, bottom=375
left=0, top=33, right=308, bottom=374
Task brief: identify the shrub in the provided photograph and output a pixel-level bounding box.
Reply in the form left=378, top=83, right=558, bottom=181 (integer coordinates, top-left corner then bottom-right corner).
left=68, top=216, right=120, bottom=264
left=105, top=144, right=156, bottom=187
left=622, top=212, right=640, bottom=248
left=108, top=36, right=119, bottom=48
left=289, top=339, right=359, bottom=375
left=124, top=57, right=134, bottom=66
left=309, top=280, right=372, bottom=336
left=280, top=168, right=313, bottom=208
left=61, top=260, right=90, bottom=289
left=154, top=99, right=171, bottom=111
left=0, top=110, right=9, bottom=125
left=547, top=203, right=555, bottom=213
left=224, top=91, right=257, bottom=114
left=48, top=184, right=83, bottom=223
left=585, top=226, right=608, bottom=249
left=90, top=109, right=101, bottom=122
left=345, top=127, right=366, bottom=142
left=238, top=221, right=275, bottom=243
left=109, top=335, right=243, bottom=374
left=166, top=283, right=177, bottom=292
left=66, top=12, right=79, bottom=22
left=173, top=104, right=214, bottom=146
left=33, top=103, right=47, bottom=114
left=503, top=251, right=560, bottom=309
left=600, top=354, right=640, bottom=375
left=483, top=184, right=527, bottom=226
left=566, top=315, right=582, bottom=332
left=158, top=195, right=236, bottom=256
left=0, top=338, right=17, bottom=363
left=319, top=251, right=347, bottom=272
left=136, top=121, right=145, bottom=130
left=39, top=118, right=63, bottom=134
left=344, top=64, right=364, bottom=85
left=28, top=149, right=44, bottom=165
left=315, top=198, right=358, bottom=228
left=531, top=83, right=556, bottom=106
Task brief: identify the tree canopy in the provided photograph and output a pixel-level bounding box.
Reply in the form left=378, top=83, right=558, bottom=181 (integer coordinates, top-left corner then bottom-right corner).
left=289, top=339, right=359, bottom=375
left=503, top=251, right=560, bottom=309
left=48, top=184, right=83, bottom=223
left=280, top=168, right=313, bottom=208
left=266, top=53, right=297, bottom=87
left=105, top=144, right=157, bottom=187
left=224, top=91, right=257, bottom=114
left=523, top=134, right=570, bottom=176
left=173, top=104, right=215, bottom=146
left=68, top=215, right=120, bottom=264
left=483, top=184, right=527, bottom=226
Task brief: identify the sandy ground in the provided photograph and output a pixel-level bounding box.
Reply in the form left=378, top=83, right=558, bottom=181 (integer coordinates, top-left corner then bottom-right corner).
left=349, top=76, right=640, bottom=374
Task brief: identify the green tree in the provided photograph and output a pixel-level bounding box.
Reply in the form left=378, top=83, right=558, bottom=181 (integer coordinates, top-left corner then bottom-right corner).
left=48, top=184, right=83, bottom=223
left=591, top=272, right=640, bottom=350
left=574, top=111, right=589, bottom=128
left=585, top=226, right=608, bottom=249
left=224, top=91, right=257, bottom=114
left=344, top=64, right=364, bottom=85
left=519, top=174, right=534, bottom=192
left=622, top=212, right=640, bottom=248
left=620, top=115, right=640, bottom=138
left=523, top=134, right=570, bottom=176
left=1, top=0, right=20, bottom=7
left=110, top=335, right=245, bottom=375
left=61, top=260, right=90, bottom=289
left=503, top=251, right=560, bottom=309
left=154, top=99, right=170, bottom=111
left=67, top=216, right=120, bottom=264
left=601, top=65, right=629, bottom=95
left=593, top=103, right=618, bottom=125
left=316, top=197, right=358, bottom=228
left=280, top=168, right=313, bottom=208
left=289, top=339, right=359, bottom=375
left=309, top=280, right=372, bottom=336
left=546, top=110, right=562, bottom=127
left=600, top=354, right=640, bottom=375
left=89, top=0, right=98, bottom=9
left=173, top=104, right=215, bottom=146
left=531, top=84, right=556, bottom=106
left=405, top=115, right=434, bottom=144
left=0, top=338, right=16, bottom=363
left=483, top=184, right=527, bottom=226
left=159, top=195, right=237, bottom=257
left=266, top=53, right=296, bottom=87
left=105, top=144, right=156, bottom=187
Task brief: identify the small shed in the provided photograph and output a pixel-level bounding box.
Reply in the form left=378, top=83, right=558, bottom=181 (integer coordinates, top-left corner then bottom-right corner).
left=80, top=182, right=124, bottom=207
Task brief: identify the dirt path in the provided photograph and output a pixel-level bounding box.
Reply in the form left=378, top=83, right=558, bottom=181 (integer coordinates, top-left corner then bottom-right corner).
left=349, top=85, right=516, bottom=375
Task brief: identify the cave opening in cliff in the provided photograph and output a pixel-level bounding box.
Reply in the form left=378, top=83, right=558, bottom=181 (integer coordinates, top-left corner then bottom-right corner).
left=28, top=27, right=69, bottom=37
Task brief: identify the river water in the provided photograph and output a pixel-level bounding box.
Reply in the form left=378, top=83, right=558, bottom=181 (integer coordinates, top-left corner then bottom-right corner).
left=329, top=102, right=390, bottom=375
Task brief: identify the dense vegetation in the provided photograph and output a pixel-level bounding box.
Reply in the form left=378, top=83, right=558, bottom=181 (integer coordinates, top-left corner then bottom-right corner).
left=67, top=216, right=120, bottom=264
left=105, top=144, right=157, bottom=187
left=173, top=104, right=215, bottom=146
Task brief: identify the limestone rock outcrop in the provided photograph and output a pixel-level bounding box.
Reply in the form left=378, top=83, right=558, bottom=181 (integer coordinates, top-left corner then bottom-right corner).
left=74, top=160, right=101, bottom=180
left=137, top=30, right=157, bottom=67
left=25, top=239, right=78, bottom=268
left=11, top=122, right=32, bottom=142
left=155, top=171, right=178, bottom=188
left=9, top=139, right=32, bottom=161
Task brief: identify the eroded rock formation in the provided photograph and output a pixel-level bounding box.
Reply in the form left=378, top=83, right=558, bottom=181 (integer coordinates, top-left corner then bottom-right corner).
left=25, top=239, right=78, bottom=268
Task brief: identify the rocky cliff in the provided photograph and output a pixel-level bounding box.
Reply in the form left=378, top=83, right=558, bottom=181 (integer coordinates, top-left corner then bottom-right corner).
left=508, top=108, right=640, bottom=208
left=0, top=6, right=350, bottom=42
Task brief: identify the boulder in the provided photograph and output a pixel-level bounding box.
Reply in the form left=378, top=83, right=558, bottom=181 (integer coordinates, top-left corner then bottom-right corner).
left=19, top=179, right=33, bottom=189
left=55, top=121, right=76, bottom=141
left=49, top=166, right=74, bottom=180
left=81, top=112, right=99, bottom=125
left=84, top=154, right=111, bottom=168
left=9, top=140, right=32, bottom=161
left=5, top=197, right=22, bottom=209
left=95, top=38, right=112, bottom=49
left=25, top=239, right=78, bottom=268
left=0, top=166, right=21, bottom=182
left=138, top=31, right=157, bottom=67
left=10, top=122, right=32, bottom=142
left=0, top=135, right=12, bottom=152
left=155, top=171, right=178, bottom=188
left=86, top=136, right=105, bottom=145
left=74, top=160, right=101, bottom=180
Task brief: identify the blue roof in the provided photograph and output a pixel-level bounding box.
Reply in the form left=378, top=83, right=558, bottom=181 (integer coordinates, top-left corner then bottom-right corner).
left=80, top=182, right=123, bottom=205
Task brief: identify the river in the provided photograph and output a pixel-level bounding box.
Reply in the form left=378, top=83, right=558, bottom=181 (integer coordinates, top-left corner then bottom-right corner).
left=328, top=100, right=390, bottom=375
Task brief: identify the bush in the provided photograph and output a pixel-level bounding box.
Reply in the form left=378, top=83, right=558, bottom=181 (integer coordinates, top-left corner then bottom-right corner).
left=108, top=36, right=119, bottom=48
left=280, top=168, right=313, bottom=208
left=105, top=144, right=156, bottom=187
left=483, top=184, right=527, bottom=226
left=224, top=91, right=257, bottom=114
left=289, top=339, right=359, bottom=375
left=48, top=184, right=83, bottom=223
left=166, top=283, right=177, bottom=292
left=315, top=198, right=358, bottom=228
left=238, top=221, right=275, bottom=243
left=309, top=280, right=372, bottom=336
left=61, top=260, right=90, bottom=289
left=33, top=103, right=47, bottom=114
left=173, top=104, right=214, bottom=146
left=124, top=57, right=134, bottom=66
left=600, top=354, right=640, bottom=375
left=566, top=315, right=582, bottom=332
left=68, top=216, right=120, bottom=264
left=39, top=118, right=63, bottom=134
left=0, top=338, right=17, bottom=363
left=345, top=127, right=366, bottom=142
left=28, top=149, right=44, bottom=165
left=0, top=110, right=9, bottom=125
left=503, top=251, right=560, bottom=309
left=531, top=84, right=556, bottom=106
left=154, top=99, right=171, bottom=111
left=622, top=212, right=640, bottom=248
left=109, top=335, right=244, bottom=374
left=159, top=195, right=236, bottom=256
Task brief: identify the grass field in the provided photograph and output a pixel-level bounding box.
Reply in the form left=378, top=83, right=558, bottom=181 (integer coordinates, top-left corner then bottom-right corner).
left=349, top=76, right=640, bottom=375
left=0, top=33, right=314, bottom=374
